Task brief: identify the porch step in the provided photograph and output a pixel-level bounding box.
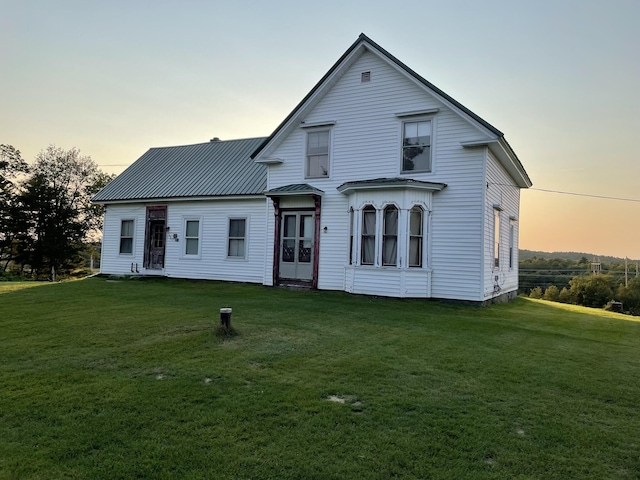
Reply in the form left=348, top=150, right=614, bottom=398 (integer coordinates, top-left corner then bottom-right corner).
left=278, top=282, right=314, bottom=291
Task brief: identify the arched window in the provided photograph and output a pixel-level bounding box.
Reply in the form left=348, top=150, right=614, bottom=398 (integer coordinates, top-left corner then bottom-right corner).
left=409, top=206, right=423, bottom=267
left=382, top=205, right=398, bottom=266
left=349, top=207, right=354, bottom=265
left=361, top=205, right=376, bottom=265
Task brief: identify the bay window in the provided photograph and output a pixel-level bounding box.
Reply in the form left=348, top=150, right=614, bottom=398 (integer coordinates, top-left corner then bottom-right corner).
left=361, top=205, right=376, bottom=265
left=382, top=206, right=398, bottom=266
left=409, top=207, right=423, bottom=267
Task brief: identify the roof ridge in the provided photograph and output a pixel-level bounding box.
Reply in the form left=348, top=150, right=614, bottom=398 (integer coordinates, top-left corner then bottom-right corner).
left=149, top=136, right=268, bottom=151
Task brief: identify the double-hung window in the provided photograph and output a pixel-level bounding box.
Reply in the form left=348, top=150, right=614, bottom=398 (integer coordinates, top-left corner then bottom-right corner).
left=509, top=220, right=515, bottom=269
left=382, top=206, right=398, bottom=266
left=409, top=207, right=423, bottom=267
left=119, top=220, right=134, bottom=254
left=361, top=205, right=376, bottom=265
left=306, top=130, right=330, bottom=178
left=185, top=219, right=200, bottom=256
left=402, top=120, right=431, bottom=172
left=228, top=218, right=246, bottom=258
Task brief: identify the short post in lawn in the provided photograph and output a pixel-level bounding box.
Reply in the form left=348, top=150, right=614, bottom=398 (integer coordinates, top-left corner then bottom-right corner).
left=219, top=308, right=232, bottom=328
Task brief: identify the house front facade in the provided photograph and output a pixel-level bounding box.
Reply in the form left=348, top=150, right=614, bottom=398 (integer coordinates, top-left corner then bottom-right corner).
left=93, top=34, right=531, bottom=303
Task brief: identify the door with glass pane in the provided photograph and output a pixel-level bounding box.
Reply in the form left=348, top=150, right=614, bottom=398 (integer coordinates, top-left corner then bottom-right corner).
left=279, top=212, right=314, bottom=281
left=144, top=206, right=166, bottom=270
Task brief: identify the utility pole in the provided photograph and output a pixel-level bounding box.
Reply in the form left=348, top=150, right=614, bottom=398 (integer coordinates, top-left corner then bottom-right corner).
left=591, top=256, right=601, bottom=275
left=625, top=257, right=628, bottom=288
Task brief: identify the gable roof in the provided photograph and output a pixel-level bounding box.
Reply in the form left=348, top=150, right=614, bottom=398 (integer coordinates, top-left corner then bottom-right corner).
left=251, top=33, right=531, bottom=188
left=92, top=137, right=267, bottom=204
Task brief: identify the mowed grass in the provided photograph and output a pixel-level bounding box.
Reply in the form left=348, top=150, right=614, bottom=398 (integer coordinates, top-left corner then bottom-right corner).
left=1, top=279, right=639, bottom=479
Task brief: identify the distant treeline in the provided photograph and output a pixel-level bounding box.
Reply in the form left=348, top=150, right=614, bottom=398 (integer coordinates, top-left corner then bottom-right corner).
left=519, top=250, right=640, bottom=315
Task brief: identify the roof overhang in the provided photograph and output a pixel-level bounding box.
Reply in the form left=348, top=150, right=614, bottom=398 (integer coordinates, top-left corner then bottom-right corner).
left=264, top=184, right=324, bottom=198
left=92, top=194, right=266, bottom=205
left=337, top=178, right=447, bottom=195
left=460, top=139, right=532, bottom=188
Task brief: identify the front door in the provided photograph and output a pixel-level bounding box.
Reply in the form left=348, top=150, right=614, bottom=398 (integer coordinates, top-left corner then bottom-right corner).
left=279, top=212, right=314, bottom=281
left=144, top=206, right=167, bottom=270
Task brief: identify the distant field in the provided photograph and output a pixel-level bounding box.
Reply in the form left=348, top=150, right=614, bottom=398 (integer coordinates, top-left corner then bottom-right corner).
left=1, top=278, right=639, bottom=479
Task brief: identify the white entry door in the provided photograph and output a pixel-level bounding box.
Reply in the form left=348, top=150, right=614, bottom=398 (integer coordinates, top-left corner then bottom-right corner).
left=279, top=212, right=314, bottom=281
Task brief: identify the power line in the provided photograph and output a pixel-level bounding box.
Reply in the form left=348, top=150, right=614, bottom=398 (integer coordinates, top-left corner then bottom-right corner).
left=529, top=187, right=640, bottom=203
left=489, top=182, right=640, bottom=203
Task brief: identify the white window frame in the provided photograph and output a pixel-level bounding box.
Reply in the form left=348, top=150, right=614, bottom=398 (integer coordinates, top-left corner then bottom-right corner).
left=509, top=219, right=515, bottom=270
left=408, top=206, right=424, bottom=268
left=227, top=217, right=248, bottom=259
left=119, top=219, right=135, bottom=255
left=360, top=205, right=376, bottom=266
left=493, top=208, right=501, bottom=270
left=305, top=128, right=331, bottom=179
left=401, top=118, right=432, bottom=174
left=183, top=217, right=202, bottom=258
left=382, top=204, right=399, bottom=267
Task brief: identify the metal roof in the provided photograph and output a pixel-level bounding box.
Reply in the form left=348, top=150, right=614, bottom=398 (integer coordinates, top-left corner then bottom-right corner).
left=337, top=177, right=447, bottom=194
left=265, top=184, right=325, bottom=196
left=92, top=137, right=268, bottom=203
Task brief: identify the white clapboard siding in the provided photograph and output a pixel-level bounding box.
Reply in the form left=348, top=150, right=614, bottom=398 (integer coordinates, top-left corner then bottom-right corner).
left=101, top=204, right=148, bottom=274
left=266, top=50, right=492, bottom=301
left=100, top=199, right=267, bottom=284
left=483, top=150, right=521, bottom=298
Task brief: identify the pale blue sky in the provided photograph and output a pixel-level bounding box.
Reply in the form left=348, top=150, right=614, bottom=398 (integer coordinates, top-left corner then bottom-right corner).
left=2, top=0, right=639, bottom=257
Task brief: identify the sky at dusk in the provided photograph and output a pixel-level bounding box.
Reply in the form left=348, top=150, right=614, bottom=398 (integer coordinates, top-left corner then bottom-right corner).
left=2, top=0, right=639, bottom=258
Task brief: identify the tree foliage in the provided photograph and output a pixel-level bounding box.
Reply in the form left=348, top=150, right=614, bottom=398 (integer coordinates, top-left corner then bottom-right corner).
left=1, top=144, right=114, bottom=279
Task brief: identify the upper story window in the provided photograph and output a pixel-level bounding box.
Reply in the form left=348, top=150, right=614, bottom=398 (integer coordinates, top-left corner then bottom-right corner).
left=382, top=206, right=398, bottom=266
left=402, top=120, right=431, bottom=173
left=306, top=130, right=330, bottom=178
left=119, top=219, right=134, bottom=254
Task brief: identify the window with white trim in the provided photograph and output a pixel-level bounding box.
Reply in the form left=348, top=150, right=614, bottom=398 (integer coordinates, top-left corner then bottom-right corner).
left=402, top=120, right=431, bottom=172
left=509, top=220, right=515, bottom=269
left=382, top=205, right=398, bottom=266
left=349, top=207, right=354, bottom=265
left=306, top=130, right=330, bottom=178
left=228, top=218, right=246, bottom=258
left=409, top=206, right=423, bottom=267
left=119, top=220, right=134, bottom=254
left=493, top=209, right=501, bottom=268
left=184, top=219, right=200, bottom=256
left=361, top=205, right=376, bottom=265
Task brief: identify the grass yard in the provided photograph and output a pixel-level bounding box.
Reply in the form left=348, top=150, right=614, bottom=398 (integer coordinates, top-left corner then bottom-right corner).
left=1, top=278, right=639, bottom=479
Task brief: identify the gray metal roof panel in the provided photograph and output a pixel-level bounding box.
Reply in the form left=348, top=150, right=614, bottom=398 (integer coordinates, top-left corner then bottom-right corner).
left=92, top=137, right=268, bottom=203
left=266, top=183, right=325, bottom=194
left=337, top=177, right=447, bottom=194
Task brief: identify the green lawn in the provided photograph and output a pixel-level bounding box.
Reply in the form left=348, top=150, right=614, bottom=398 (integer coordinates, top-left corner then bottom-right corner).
left=1, top=278, right=639, bottom=479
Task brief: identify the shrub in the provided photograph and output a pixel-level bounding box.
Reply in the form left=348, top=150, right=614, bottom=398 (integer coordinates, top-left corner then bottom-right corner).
left=543, top=285, right=560, bottom=302
left=529, top=286, right=543, bottom=299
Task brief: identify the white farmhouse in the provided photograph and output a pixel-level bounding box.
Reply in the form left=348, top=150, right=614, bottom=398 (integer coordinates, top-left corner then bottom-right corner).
left=92, top=34, right=531, bottom=303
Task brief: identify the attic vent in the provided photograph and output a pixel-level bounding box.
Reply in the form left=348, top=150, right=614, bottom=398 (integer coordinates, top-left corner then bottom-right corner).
left=210, top=137, right=220, bottom=142
left=361, top=71, right=371, bottom=83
